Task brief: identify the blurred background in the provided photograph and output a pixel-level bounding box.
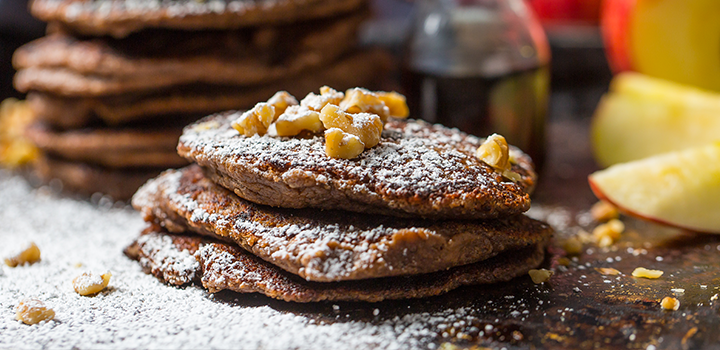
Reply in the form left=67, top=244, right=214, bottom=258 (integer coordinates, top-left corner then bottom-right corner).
left=0, top=0, right=613, bottom=202
left=0, top=0, right=45, bottom=99
left=0, top=0, right=611, bottom=118
left=3, top=0, right=719, bottom=210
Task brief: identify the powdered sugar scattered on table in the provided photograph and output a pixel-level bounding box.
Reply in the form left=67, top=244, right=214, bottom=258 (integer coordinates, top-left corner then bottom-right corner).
left=0, top=170, right=446, bottom=349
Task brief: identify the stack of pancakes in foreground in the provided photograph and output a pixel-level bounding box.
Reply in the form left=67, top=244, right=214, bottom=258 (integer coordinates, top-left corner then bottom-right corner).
left=13, top=0, right=385, bottom=200
left=125, top=90, right=553, bottom=302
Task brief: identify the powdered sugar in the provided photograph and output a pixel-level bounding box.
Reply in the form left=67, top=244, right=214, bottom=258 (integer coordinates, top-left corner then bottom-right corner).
left=179, top=114, right=536, bottom=219
left=60, top=0, right=284, bottom=17
left=135, top=232, right=199, bottom=284
left=133, top=166, right=550, bottom=282
left=71, top=272, right=106, bottom=291
left=0, top=170, right=451, bottom=349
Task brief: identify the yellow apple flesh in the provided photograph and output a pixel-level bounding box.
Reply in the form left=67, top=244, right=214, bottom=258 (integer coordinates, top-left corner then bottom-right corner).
left=591, top=73, right=720, bottom=167
left=631, top=0, right=720, bottom=92
left=589, top=143, right=720, bottom=234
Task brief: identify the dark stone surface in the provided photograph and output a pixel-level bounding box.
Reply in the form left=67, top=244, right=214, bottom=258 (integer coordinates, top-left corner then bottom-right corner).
left=209, top=118, right=720, bottom=349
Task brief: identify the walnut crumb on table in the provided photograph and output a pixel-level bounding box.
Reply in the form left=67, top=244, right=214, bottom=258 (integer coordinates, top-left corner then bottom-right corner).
left=632, top=267, right=663, bottom=279
left=595, top=267, right=621, bottom=276
left=590, top=201, right=619, bottom=222
left=661, top=297, right=680, bottom=311
left=73, top=271, right=112, bottom=296
left=529, top=269, right=554, bottom=284
left=16, top=299, right=55, bottom=325
left=593, top=219, right=625, bottom=248
left=4, top=242, right=41, bottom=267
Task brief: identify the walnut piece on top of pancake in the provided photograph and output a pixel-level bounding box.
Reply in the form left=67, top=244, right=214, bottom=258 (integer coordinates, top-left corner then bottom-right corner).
left=232, top=86, right=409, bottom=159
left=476, top=134, right=522, bottom=183
left=179, top=109, right=537, bottom=219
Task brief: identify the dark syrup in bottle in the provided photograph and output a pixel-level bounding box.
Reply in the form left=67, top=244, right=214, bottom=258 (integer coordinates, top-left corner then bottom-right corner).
left=402, top=66, right=549, bottom=169
left=402, top=0, right=550, bottom=169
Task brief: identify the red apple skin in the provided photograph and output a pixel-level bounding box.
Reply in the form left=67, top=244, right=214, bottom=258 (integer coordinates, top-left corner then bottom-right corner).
left=588, top=176, right=720, bottom=234
left=529, top=0, right=602, bottom=23
left=601, top=0, right=636, bottom=73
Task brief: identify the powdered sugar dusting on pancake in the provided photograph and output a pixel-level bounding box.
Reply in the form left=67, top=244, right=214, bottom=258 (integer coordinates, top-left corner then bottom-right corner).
left=178, top=113, right=536, bottom=219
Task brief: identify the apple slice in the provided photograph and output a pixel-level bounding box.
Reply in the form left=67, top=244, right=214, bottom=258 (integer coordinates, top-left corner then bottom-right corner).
left=630, top=0, right=720, bottom=92
left=591, top=73, right=720, bottom=167
left=589, top=143, right=720, bottom=233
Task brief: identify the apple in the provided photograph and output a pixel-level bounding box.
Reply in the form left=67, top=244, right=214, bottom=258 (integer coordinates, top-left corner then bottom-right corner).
left=591, top=73, right=720, bottom=167
left=529, top=0, right=603, bottom=23
left=601, top=0, right=720, bottom=92
left=588, top=143, right=720, bottom=234
left=600, top=0, right=635, bottom=72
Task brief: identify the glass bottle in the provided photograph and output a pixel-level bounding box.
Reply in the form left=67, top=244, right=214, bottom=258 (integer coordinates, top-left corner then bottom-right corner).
left=403, top=0, right=551, bottom=168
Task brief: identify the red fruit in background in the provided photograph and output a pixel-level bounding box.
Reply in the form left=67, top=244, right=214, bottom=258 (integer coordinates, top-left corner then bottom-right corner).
left=600, top=0, right=720, bottom=92
left=529, top=0, right=603, bottom=23
left=600, top=0, right=635, bottom=72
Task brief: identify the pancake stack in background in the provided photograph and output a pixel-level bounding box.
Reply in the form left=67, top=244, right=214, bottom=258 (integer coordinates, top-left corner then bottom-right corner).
left=124, top=88, right=554, bottom=302
left=12, top=0, right=387, bottom=200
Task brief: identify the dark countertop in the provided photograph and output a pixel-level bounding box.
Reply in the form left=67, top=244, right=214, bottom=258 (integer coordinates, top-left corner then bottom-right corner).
left=2, top=116, right=719, bottom=350
left=226, top=118, right=720, bottom=350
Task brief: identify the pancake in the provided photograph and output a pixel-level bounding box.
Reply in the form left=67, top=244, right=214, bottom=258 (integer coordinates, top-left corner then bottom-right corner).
left=25, top=123, right=188, bottom=168
left=13, top=13, right=363, bottom=96
left=125, top=228, right=548, bottom=302
left=32, top=154, right=165, bottom=200
left=30, top=0, right=367, bottom=38
left=26, top=50, right=392, bottom=128
left=132, top=165, right=552, bottom=282
left=178, top=114, right=537, bottom=220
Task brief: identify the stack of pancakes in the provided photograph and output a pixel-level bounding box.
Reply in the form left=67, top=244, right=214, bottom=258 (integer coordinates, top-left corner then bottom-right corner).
left=125, top=108, right=553, bottom=302
left=13, top=0, right=387, bottom=200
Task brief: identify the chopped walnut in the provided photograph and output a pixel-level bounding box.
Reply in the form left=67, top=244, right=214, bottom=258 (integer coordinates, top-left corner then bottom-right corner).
left=597, top=235, right=613, bottom=248
left=562, top=236, right=583, bottom=256
left=595, top=267, right=621, bottom=275
left=476, top=134, right=510, bottom=171
left=266, top=91, right=298, bottom=116
left=324, top=128, right=365, bottom=159
left=232, top=92, right=300, bottom=137
left=476, top=134, right=522, bottom=182
left=73, top=271, right=112, bottom=296
left=593, top=219, right=625, bottom=247
left=233, top=87, right=411, bottom=159
left=528, top=269, right=554, bottom=284
left=320, top=104, right=383, bottom=150
left=271, top=106, right=323, bottom=137
left=0, top=98, right=38, bottom=168
left=232, top=103, right=276, bottom=136
left=339, top=88, right=390, bottom=122
left=591, top=201, right=619, bottom=222
left=16, top=299, right=54, bottom=325
left=300, top=86, right=344, bottom=112
left=632, top=267, right=663, bottom=279
left=556, top=257, right=571, bottom=266
left=661, top=296, right=680, bottom=311
left=4, top=242, right=41, bottom=267
left=576, top=229, right=594, bottom=244
left=377, top=91, right=410, bottom=120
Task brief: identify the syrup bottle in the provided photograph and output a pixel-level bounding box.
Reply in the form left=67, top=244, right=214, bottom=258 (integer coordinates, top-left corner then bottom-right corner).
left=403, top=0, right=550, bottom=168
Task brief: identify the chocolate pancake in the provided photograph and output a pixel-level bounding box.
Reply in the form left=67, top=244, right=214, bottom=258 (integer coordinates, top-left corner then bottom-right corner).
left=25, top=123, right=188, bottom=168
left=125, top=228, right=547, bottom=302
left=178, top=114, right=537, bottom=220
left=30, top=0, right=367, bottom=38
left=26, top=50, right=392, bottom=128
left=32, top=154, right=164, bottom=200
left=13, top=13, right=363, bottom=96
left=132, top=165, right=552, bottom=282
